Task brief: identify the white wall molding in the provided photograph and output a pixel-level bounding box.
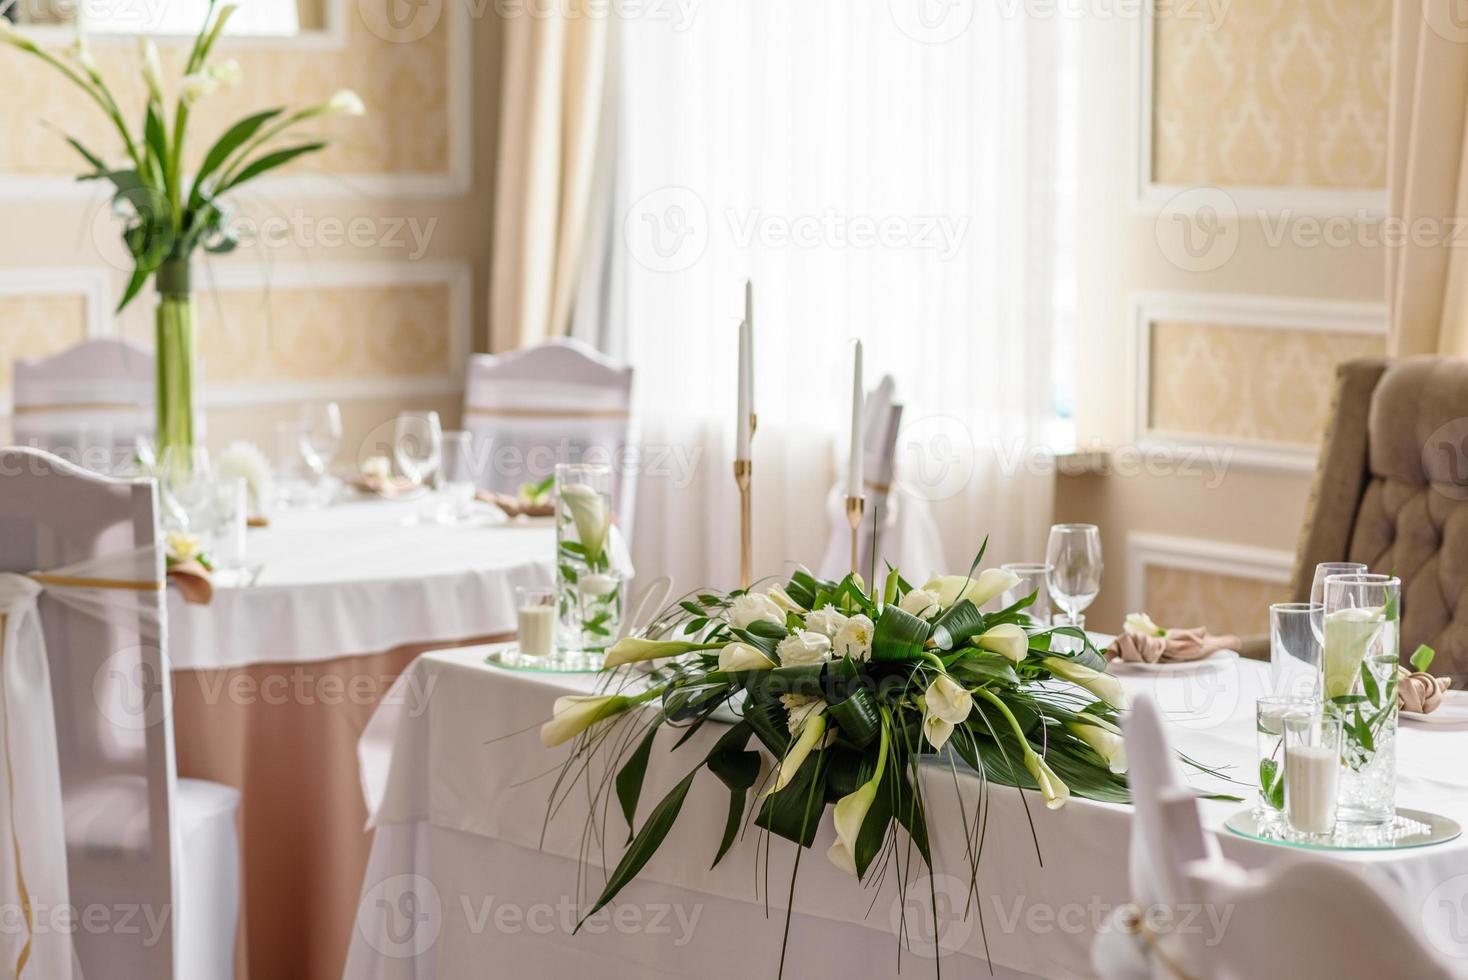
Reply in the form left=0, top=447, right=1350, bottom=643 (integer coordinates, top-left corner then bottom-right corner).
left=1125, top=531, right=1294, bottom=617
left=1132, top=7, right=1386, bottom=218
left=1131, top=291, right=1387, bottom=474
left=0, top=266, right=112, bottom=339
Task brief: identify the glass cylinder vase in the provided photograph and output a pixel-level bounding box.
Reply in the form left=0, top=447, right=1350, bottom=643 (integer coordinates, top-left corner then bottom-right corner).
left=1322, top=573, right=1400, bottom=826
left=554, top=463, right=620, bottom=659
left=155, top=259, right=197, bottom=458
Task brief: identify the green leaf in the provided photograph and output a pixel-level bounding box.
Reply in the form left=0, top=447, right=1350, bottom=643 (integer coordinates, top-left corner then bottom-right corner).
left=1411, top=644, right=1436, bottom=673
left=578, top=768, right=698, bottom=928
left=949, top=651, right=1020, bottom=687
left=743, top=699, right=791, bottom=755
left=614, top=723, right=660, bottom=839
left=62, top=136, right=107, bottom=172
left=116, top=264, right=151, bottom=314
left=756, top=750, right=827, bottom=847
left=871, top=604, right=929, bottom=662
left=216, top=142, right=327, bottom=195
left=930, top=599, right=984, bottom=650
left=1361, top=658, right=1380, bottom=706
left=826, top=688, right=880, bottom=748
left=1259, top=759, right=1283, bottom=810
left=191, top=108, right=284, bottom=205
left=705, top=723, right=759, bottom=868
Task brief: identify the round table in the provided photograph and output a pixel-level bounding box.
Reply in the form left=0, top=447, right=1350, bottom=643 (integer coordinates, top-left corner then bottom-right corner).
left=167, top=496, right=555, bottom=980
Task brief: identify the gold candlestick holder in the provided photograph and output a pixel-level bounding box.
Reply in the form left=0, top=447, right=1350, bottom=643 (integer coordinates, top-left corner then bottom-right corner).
left=734, top=459, right=753, bottom=590
left=845, top=495, right=865, bottom=577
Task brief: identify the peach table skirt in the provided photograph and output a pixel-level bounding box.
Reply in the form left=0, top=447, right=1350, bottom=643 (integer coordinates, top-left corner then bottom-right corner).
left=171, top=634, right=511, bottom=980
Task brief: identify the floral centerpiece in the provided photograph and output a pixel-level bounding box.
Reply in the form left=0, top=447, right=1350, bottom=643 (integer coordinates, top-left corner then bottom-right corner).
left=0, top=5, right=364, bottom=456
left=541, top=542, right=1131, bottom=969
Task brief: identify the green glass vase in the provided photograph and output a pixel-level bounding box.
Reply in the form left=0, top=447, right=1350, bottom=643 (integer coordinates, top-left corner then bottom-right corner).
left=155, top=258, right=196, bottom=457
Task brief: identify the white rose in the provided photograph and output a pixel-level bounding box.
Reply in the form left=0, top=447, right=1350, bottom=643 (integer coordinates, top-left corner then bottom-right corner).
left=899, top=588, right=941, bottom=620
left=803, top=604, right=848, bottom=638
left=717, top=641, right=776, bottom=672
left=779, top=693, right=824, bottom=734
left=832, top=614, right=875, bottom=661
left=165, top=530, right=202, bottom=563
left=728, top=593, right=785, bottom=630
left=776, top=629, right=832, bottom=667
left=1123, top=612, right=1164, bottom=637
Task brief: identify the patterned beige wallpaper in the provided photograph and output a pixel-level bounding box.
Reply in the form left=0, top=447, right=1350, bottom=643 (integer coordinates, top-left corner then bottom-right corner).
left=117, top=282, right=453, bottom=383
left=1144, top=564, right=1289, bottom=636
left=1, top=15, right=450, bottom=175
left=0, top=295, right=89, bottom=387
left=1152, top=0, right=1392, bottom=188
left=1149, top=320, right=1386, bottom=446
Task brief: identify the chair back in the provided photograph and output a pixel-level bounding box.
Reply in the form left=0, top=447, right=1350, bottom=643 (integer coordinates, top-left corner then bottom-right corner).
left=12, top=338, right=155, bottom=472
left=463, top=339, right=636, bottom=532
left=0, top=447, right=178, bottom=978
left=1185, top=858, right=1453, bottom=979
left=1294, top=356, right=1468, bottom=680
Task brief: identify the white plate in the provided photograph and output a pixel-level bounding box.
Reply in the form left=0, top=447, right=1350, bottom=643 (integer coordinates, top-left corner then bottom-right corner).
left=1105, top=648, right=1240, bottom=675
left=1401, top=690, right=1468, bottom=727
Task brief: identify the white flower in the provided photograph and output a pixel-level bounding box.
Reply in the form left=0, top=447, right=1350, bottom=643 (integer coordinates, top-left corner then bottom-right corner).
left=327, top=89, right=365, bottom=116
left=832, top=614, right=875, bottom=661
left=974, top=623, right=1029, bottom=663
left=922, top=712, right=954, bottom=751
left=1123, top=612, right=1164, bottom=637
left=360, top=455, right=392, bottom=482
left=803, top=604, right=848, bottom=638
left=558, top=482, right=609, bottom=562
left=1042, top=656, right=1128, bottom=709
left=776, top=629, right=832, bottom=667
left=766, top=702, right=826, bottom=794
left=0, top=20, right=39, bottom=52
left=180, top=72, right=220, bottom=106
left=603, top=637, right=709, bottom=668
left=827, top=724, right=888, bottom=878
left=539, top=694, right=636, bottom=747
left=165, top=530, right=202, bottom=563
left=923, top=568, right=1022, bottom=610
left=924, top=674, right=972, bottom=724
left=765, top=583, right=805, bottom=615
left=779, top=693, right=824, bottom=734
left=139, top=38, right=164, bottom=102
left=727, top=592, right=784, bottom=630
left=717, top=641, right=776, bottom=672
left=217, top=441, right=272, bottom=515
left=66, top=36, right=98, bottom=74
left=1068, top=718, right=1127, bottom=774
left=1025, top=752, right=1070, bottom=809
left=899, top=587, right=941, bottom=620
left=209, top=58, right=242, bottom=87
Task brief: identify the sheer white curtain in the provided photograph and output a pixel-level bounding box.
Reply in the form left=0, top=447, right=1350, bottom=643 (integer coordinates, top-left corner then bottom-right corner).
left=611, top=2, right=1072, bottom=593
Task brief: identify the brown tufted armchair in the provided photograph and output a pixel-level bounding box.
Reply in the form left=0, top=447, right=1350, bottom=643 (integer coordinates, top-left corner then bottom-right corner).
left=1268, top=356, right=1468, bottom=683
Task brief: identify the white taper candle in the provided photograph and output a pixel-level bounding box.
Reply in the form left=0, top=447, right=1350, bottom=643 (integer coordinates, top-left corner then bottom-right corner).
left=847, top=340, right=863, bottom=497
left=736, top=318, right=752, bottom=460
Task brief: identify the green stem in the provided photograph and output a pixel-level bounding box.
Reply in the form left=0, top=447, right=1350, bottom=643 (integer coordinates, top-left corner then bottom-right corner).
left=26, top=48, right=143, bottom=171
left=155, top=262, right=196, bottom=456
left=974, top=687, right=1034, bottom=756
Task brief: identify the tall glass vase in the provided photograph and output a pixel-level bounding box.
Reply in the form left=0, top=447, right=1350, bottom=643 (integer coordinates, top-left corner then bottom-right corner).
left=155, top=258, right=196, bottom=458
left=553, top=463, right=621, bottom=665
left=1322, top=573, right=1400, bottom=826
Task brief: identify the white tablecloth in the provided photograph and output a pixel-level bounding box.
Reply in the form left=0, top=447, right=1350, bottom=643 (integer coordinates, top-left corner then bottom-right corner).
left=167, top=500, right=557, bottom=669
left=345, top=648, right=1468, bottom=979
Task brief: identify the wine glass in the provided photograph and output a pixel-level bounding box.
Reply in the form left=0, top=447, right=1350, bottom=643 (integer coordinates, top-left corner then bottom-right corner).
left=159, top=446, right=215, bottom=532
left=1310, top=561, right=1367, bottom=607
left=393, top=411, right=442, bottom=490
left=1045, top=523, right=1103, bottom=630
left=298, top=402, right=343, bottom=483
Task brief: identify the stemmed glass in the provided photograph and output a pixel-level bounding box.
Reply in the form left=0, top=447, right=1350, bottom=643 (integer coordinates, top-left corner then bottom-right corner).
left=299, top=402, right=343, bottom=485
left=393, top=410, right=442, bottom=491
left=1311, top=561, right=1367, bottom=607
left=1045, top=523, right=1103, bottom=633
left=159, top=446, right=215, bottom=532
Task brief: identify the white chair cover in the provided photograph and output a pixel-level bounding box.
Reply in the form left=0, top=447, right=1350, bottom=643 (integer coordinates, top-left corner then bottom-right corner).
left=462, top=339, right=636, bottom=536
left=819, top=376, right=945, bottom=581
left=11, top=338, right=158, bottom=473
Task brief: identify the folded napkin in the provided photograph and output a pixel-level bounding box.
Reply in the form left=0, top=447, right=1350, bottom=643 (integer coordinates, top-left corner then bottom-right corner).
left=478, top=490, right=554, bottom=518
left=1107, top=623, right=1239, bottom=664
left=1398, top=666, right=1453, bottom=713
left=353, top=474, right=421, bottom=500
left=166, top=561, right=213, bottom=605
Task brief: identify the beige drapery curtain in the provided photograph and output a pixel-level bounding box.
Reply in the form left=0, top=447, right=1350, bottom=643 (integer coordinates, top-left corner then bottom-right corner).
left=1387, top=0, right=1468, bottom=356
left=488, top=5, right=613, bottom=353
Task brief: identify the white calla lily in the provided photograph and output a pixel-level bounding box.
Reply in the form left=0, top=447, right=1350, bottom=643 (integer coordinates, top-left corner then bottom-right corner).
left=139, top=38, right=164, bottom=102
left=1024, top=752, right=1070, bottom=809
left=765, top=707, right=827, bottom=795
left=180, top=72, right=220, bottom=106
left=898, top=587, right=941, bottom=620
left=1067, top=718, right=1127, bottom=774
left=765, top=584, right=805, bottom=614
left=209, top=58, right=243, bottom=86
left=717, top=641, right=776, bottom=672
left=327, top=89, right=366, bottom=116
left=559, top=482, right=610, bottom=563
left=540, top=693, right=641, bottom=747
left=924, top=674, right=972, bottom=724
left=922, top=712, right=955, bottom=751
left=1042, top=656, right=1128, bottom=709
left=974, top=623, right=1029, bottom=663
left=923, top=568, right=1022, bottom=610
left=827, top=721, right=889, bottom=877
left=602, top=637, right=715, bottom=668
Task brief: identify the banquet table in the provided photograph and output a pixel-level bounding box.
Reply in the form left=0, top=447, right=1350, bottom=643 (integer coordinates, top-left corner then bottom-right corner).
left=344, top=645, right=1468, bottom=979
left=165, top=497, right=556, bottom=980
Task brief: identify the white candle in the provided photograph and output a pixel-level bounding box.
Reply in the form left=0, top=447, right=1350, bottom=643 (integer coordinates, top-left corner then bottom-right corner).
left=744, top=279, right=755, bottom=419
left=517, top=604, right=556, bottom=658
left=736, top=317, right=752, bottom=460
left=1285, top=743, right=1339, bottom=835
left=847, top=340, right=863, bottom=497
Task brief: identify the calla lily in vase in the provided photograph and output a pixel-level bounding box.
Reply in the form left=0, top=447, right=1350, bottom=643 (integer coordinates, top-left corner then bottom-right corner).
left=0, top=5, right=364, bottom=456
